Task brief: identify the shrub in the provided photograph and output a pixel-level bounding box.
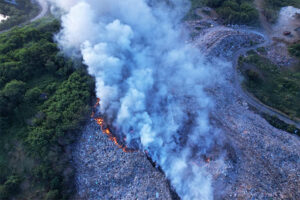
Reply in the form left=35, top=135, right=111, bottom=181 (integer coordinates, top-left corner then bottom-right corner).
left=246, top=69, right=261, bottom=82
left=288, top=42, right=300, bottom=58
left=0, top=175, right=22, bottom=199
left=45, top=190, right=59, bottom=200
left=24, top=87, right=42, bottom=103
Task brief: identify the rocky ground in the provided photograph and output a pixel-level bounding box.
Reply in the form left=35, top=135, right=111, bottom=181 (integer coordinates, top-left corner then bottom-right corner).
left=72, top=6, right=300, bottom=200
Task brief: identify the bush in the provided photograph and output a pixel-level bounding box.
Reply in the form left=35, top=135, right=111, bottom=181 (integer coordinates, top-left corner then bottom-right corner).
left=2, top=80, right=26, bottom=99
left=262, top=114, right=300, bottom=136
left=0, top=175, right=22, bottom=199
left=45, top=190, right=59, bottom=200
left=246, top=69, right=261, bottom=82
left=24, top=87, right=42, bottom=103
left=1, top=80, right=26, bottom=105
left=288, top=42, right=300, bottom=58
left=0, top=185, right=9, bottom=199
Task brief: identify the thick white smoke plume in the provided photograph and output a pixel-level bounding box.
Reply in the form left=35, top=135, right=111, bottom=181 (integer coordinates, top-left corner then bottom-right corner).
left=49, top=0, right=222, bottom=199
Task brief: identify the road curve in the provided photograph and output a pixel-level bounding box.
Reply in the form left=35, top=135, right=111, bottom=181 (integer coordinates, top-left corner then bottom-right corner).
left=30, top=0, right=49, bottom=22
left=233, top=32, right=300, bottom=129
left=0, top=0, right=48, bottom=34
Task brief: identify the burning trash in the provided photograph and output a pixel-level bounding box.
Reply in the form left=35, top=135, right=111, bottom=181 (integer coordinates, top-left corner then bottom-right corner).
left=92, top=98, right=135, bottom=153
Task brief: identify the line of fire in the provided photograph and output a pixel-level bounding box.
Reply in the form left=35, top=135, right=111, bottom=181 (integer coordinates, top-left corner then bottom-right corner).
left=91, top=98, right=135, bottom=153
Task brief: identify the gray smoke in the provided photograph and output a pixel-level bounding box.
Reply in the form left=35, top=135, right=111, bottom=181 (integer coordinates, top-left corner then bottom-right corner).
left=48, top=0, right=223, bottom=199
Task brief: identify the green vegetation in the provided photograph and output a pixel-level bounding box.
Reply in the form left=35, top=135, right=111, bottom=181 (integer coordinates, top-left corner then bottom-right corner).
left=0, top=0, right=39, bottom=31
left=184, top=0, right=204, bottom=20
left=289, top=42, right=300, bottom=58
left=189, top=0, right=300, bottom=24
left=203, top=0, right=259, bottom=25
left=262, top=0, right=300, bottom=23
left=190, top=0, right=205, bottom=10
left=239, top=51, right=300, bottom=119
left=0, top=19, right=94, bottom=199
left=262, top=114, right=300, bottom=136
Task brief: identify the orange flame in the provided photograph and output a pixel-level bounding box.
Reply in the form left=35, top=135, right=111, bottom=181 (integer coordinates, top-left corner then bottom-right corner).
left=94, top=98, right=100, bottom=108
left=91, top=112, right=95, bottom=118
left=92, top=98, right=134, bottom=153
left=205, top=157, right=211, bottom=163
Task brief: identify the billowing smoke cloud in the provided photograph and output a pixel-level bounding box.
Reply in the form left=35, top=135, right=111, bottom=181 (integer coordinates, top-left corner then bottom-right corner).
left=49, top=0, right=222, bottom=199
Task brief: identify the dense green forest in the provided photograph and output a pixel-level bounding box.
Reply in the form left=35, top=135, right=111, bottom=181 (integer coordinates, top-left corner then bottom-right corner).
left=0, top=19, right=94, bottom=199
left=190, top=0, right=259, bottom=25
left=239, top=51, right=300, bottom=121
left=0, top=0, right=39, bottom=31
left=206, top=0, right=258, bottom=24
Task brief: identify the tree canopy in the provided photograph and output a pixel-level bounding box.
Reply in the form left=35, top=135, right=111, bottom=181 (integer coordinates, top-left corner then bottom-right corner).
left=0, top=19, right=94, bottom=199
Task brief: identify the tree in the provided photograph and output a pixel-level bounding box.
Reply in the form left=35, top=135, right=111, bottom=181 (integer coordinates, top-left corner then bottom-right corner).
left=24, top=87, right=42, bottom=103
left=288, top=42, right=300, bottom=58
left=1, top=80, right=26, bottom=105
left=45, top=190, right=59, bottom=200
left=0, top=175, right=21, bottom=199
